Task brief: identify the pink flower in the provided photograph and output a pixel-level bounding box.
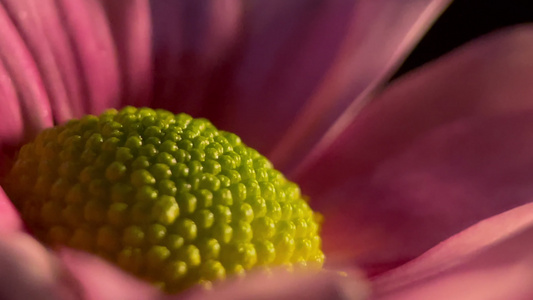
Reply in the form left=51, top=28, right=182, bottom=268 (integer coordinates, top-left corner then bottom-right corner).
left=1, top=0, right=532, bottom=299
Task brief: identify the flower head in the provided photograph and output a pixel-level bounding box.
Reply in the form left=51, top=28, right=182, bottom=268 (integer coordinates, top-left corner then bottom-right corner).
left=4, top=106, right=324, bottom=292
left=1, top=0, right=533, bottom=299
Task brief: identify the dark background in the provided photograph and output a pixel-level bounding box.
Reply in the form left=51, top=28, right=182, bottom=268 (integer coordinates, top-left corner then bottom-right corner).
left=393, top=0, right=533, bottom=79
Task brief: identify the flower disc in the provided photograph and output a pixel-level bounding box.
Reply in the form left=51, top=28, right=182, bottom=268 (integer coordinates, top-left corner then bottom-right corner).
left=5, top=107, right=324, bottom=292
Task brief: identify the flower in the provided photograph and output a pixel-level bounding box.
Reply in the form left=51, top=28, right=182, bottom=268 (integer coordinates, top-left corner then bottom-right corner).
left=1, top=0, right=532, bottom=299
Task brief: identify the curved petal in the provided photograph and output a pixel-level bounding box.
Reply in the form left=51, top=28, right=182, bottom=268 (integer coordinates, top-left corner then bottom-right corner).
left=204, top=0, right=450, bottom=171
left=0, top=187, right=22, bottom=232
left=0, top=233, right=82, bottom=300
left=296, top=26, right=533, bottom=273
left=0, top=2, right=53, bottom=151
left=0, top=58, right=23, bottom=163
left=296, top=25, right=533, bottom=177
left=0, top=0, right=152, bottom=125
left=52, top=0, right=119, bottom=116
left=59, top=249, right=162, bottom=300
left=372, top=202, right=533, bottom=300
left=102, top=0, right=153, bottom=108
left=149, top=0, right=243, bottom=114
left=59, top=248, right=369, bottom=300
left=178, top=269, right=370, bottom=300
left=1, top=0, right=86, bottom=122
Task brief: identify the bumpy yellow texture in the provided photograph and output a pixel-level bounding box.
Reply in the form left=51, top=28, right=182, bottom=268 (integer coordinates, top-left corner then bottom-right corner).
left=5, top=107, right=324, bottom=293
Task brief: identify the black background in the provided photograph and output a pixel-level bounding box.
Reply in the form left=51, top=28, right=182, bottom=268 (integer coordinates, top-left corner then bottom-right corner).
left=393, top=0, right=533, bottom=79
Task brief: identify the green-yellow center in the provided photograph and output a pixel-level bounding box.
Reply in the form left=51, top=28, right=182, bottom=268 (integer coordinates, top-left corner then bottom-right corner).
left=4, top=106, right=324, bottom=293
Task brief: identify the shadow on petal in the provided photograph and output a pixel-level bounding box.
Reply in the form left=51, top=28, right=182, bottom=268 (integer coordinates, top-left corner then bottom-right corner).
left=267, top=0, right=452, bottom=172
left=103, top=0, right=153, bottom=108
left=217, top=0, right=451, bottom=170
left=148, top=0, right=450, bottom=170
left=149, top=0, right=243, bottom=116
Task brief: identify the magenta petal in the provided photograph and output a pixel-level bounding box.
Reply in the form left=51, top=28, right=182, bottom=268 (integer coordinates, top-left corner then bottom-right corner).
left=206, top=0, right=450, bottom=170
left=59, top=250, right=369, bottom=300
left=297, top=25, right=533, bottom=177
left=176, top=270, right=370, bottom=300
left=102, top=0, right=153, bottom=108
left=296, top=26, right=533, bottom=272
left=53, top=0, right=121, bottom=116
left=0, top=58, right=23, bottom=160
left=150, top=0, right=243, bottom=115
left=59, top=249, right=162, bottom=300
left=0, top=2, right=52, bottom=146
left=0, top=233, right=82, bottom=300
left=1, top=0, right=86, bottom=122
left=0, top=187, right=22, bottom=232
left=307, top=111, right=533, bottom=274
left=372, top=203, right=533, bottom=300
left=59, top=249, right=369, bottom=300
left=0, top=0, right=152, bottom=122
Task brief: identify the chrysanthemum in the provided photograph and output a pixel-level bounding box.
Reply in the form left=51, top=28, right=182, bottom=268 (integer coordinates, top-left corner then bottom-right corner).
left=1, top=1, right=533, bottom=299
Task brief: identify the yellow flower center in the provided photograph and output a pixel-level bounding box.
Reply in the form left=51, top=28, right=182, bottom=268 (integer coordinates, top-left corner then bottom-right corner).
left=4, top=106, right=324, bottom=293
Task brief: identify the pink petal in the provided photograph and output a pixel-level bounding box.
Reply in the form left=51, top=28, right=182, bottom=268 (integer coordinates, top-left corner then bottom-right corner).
left=0, top=58, right=23, bottom=162
left=101, top=0, right=153, bottom=108
left=0, top=187, right=22, bottom=232
left=372, top=202, right=533, bottom=300
left=1, top=0, right=86, bottom=122
left=0, top=2, right=53, bottom=150
left=0, top=0, right=152, bottom=122
left=313, top=112, right=533, bottom=273
left=0, top=233, right=82, bottom=300
left=149, top=0, right=243, bottom=115
left=295, top=26, right=533, bottom=273
left=296, top=25, right=533, bottom=176
left=59, top=249, right=162, bottom=300
left=53, top=0, right=121, bottom=116
left=177, top=269, right=370, bottom=300
left=59, top=248, right=370, bottom=300
left=205, top=0, right=451, bottom=170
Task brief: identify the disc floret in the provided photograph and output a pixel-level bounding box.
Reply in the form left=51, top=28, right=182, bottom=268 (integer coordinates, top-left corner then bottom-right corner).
left=5, top=107, right=324, bottom=293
